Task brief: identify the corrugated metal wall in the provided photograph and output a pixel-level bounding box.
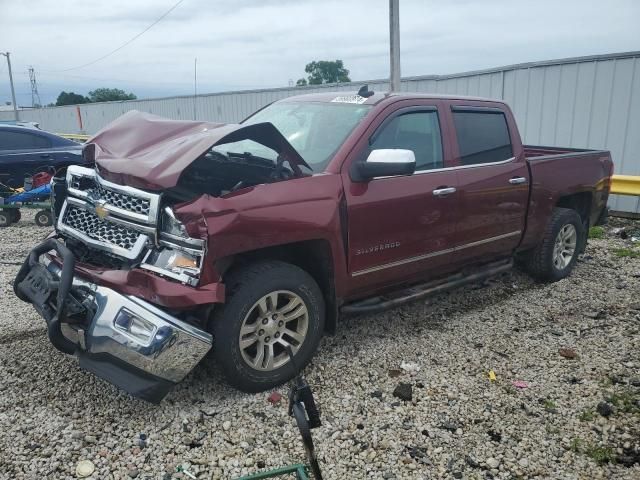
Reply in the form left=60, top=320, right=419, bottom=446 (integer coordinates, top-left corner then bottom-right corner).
left=2, top=51, right=639, bottom=212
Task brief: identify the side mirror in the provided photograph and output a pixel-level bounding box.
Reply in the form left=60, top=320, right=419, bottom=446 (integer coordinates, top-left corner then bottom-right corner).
left=352, top=149, right=416, bottom=181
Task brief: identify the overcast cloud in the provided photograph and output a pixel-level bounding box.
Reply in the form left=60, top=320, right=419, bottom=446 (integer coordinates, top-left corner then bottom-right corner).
left=1, top=0, right=639, bottom=105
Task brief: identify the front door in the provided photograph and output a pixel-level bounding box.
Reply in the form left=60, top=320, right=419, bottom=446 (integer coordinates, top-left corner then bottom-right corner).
left=343, top=103, right=459, bottom=296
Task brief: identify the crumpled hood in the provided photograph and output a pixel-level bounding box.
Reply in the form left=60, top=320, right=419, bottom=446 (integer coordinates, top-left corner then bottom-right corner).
left=87, top=110, right=309, bottom=190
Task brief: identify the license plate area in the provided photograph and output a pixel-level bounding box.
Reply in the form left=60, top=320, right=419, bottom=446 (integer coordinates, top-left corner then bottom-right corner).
left=17, top=263, right=56, bottom=306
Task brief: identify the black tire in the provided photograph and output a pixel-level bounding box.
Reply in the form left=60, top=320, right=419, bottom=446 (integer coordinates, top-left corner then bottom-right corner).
left=210, top=260, right=325, bottom=392
left=0, top=211, right=10, bottom=228
left=524, top=207, right=584, bottom=282
left=34, top=209, right=53, bottom=227
left=10, top=209, right=21, bottom=224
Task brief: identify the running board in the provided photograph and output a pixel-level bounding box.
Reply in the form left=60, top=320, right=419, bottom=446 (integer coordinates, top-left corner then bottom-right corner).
left=340, top=259, right=513, bottom=315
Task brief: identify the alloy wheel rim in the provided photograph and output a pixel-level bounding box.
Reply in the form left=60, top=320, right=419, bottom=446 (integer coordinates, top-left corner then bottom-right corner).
left=239, top=290, right=309, bottom=371
left=552, top=223, right=577, bottom=270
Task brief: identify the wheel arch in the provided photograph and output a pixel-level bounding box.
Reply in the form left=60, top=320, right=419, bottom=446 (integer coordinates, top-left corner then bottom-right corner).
left=555, top=191, right=592, bottom=226
left=217, top=239, right=339, bottom=335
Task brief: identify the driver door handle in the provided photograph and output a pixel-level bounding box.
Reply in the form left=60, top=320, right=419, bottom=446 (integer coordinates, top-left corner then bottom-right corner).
left=509, top=176, right=527, bottom=185
left=432, top=187, right=456, bottom=197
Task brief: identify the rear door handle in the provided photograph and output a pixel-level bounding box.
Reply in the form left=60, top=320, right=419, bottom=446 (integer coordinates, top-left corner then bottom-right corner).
left=39, top=154, right=51, bottom=159
left=432, top=187, right=457, bottom=196
left=509, top=176, right=527, bottom=185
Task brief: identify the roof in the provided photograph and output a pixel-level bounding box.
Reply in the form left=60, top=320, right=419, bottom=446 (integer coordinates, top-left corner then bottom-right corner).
left=278, top=90, right=500, bottom=105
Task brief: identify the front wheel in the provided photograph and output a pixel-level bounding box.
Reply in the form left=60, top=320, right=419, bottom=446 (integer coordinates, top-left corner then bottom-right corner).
left=523, top=207, right=584, bottom=282
left=210, top=260, right=325, bottom=392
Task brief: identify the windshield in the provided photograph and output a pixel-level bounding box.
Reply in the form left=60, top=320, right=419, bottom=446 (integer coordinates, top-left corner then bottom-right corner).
left=212, top=101, right=371, bottom=173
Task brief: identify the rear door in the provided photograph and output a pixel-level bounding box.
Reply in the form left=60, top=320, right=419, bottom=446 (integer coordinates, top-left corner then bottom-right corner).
left=448, top=104, right=529, bottom=263
left=343, top=100, right=460, bottom=296
left=0, top=129, right=53, bottom=187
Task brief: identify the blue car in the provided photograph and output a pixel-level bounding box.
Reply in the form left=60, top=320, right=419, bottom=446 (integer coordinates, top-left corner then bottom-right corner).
left=0, top=125, right=85, bottom=188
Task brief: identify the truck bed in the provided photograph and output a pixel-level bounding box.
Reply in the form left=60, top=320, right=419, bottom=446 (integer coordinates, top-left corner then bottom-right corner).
left=524, top=145, right=606, bottom=159
left=520, top=145, right=613, bottom=251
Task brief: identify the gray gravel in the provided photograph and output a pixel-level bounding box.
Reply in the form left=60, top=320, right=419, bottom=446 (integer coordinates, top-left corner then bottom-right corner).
left=1, top=211, right=639, bottom=479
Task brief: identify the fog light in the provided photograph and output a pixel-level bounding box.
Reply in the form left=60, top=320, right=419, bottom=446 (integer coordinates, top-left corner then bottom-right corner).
left=114, top=308, right=156, bottom=343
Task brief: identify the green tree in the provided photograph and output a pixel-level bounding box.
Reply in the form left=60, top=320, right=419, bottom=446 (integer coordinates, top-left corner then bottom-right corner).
left=297, top=60, right=351, bottom=86
left=87, top=88, right=137, bottom=103
left=55, top=91, right=89, bottom=106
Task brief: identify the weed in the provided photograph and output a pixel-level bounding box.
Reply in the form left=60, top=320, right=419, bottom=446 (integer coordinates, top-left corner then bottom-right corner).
left=570, top=438, right=583, bottom=453
left=612, top=247, right=640, bottom=258
left=588, top=226, right=605, bottom=239
left=543, top=399, right=557, bottom=411
left=579, top=408, right=595, bottom=421
left=585, top=445, right=616, bottom=465
left=607, top=390, right=639, bottom=414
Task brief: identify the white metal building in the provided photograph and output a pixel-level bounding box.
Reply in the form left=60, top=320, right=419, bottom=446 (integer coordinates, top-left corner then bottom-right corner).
left=1, top=51, right=638, bottom=213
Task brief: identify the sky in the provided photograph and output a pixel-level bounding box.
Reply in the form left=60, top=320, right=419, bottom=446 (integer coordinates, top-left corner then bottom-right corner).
left=1, top=0, right=639, bottom=106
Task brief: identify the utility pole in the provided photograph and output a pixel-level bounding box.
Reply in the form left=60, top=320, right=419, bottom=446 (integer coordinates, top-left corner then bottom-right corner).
left=1, top=52, right=19, bottom=121
left=389, top=0, right=401, bottom=92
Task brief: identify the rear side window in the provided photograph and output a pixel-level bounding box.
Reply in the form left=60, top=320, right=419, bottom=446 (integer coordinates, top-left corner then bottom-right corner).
left=452, top=110, right=512, bottom=165
left=370, top=111, right=443, bottom=170
left=0, top=130, right=51, bottom=150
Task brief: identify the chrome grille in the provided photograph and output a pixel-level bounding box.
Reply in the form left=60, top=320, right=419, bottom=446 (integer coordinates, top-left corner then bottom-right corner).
left=63, top=205, right=141, bottom=252
left=95, top=183, right=151, bottom=215
left=68, top=173, right=151, bottom=217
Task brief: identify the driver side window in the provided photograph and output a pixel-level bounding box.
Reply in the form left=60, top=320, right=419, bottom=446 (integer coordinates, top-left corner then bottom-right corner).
left=370, top=111, right=443, bottom=171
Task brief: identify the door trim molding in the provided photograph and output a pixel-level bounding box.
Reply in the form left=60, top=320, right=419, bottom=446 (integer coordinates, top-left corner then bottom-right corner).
left=351, top=230, right=521, bottom=277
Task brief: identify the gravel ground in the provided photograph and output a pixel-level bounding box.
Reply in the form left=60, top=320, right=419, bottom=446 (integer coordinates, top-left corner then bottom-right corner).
left=0, top=211, right=639, bottom=480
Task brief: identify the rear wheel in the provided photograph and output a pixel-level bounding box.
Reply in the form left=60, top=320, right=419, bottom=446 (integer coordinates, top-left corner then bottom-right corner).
left=210, top=260, right=325, bottom=392
left=34, top=210, right=53, bottom=227
left=524, top=207, right=583, bottom=281
left=0, top=211, right=10, bottom=228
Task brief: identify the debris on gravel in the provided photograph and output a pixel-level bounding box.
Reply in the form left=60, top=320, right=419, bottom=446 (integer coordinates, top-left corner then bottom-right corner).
left=0, top=212, right=639, bottom=479
left=392, top=383, right=413, bottom=402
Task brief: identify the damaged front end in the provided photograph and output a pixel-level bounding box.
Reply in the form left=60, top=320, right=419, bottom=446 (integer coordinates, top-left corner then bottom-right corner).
left=14, top=239, right=212, bottom=403
left=14, top=162, right=214, bottom=403
left=14, top=111, right=308, bottom=402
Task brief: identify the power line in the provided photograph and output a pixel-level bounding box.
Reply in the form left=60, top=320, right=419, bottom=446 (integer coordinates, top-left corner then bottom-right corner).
left=50, top=0, right=187, bottom=72
left=36, top=70, right=193, bottom=87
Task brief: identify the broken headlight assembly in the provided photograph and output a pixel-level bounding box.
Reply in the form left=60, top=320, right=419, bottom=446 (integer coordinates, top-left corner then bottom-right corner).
left=161, top=206, right=189, bottom=238
left=141, top=207, right=206, bottom=286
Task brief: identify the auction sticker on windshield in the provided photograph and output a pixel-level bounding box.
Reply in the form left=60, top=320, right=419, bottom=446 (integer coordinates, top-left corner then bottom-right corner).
left=331, top=95, right=368, bottom=104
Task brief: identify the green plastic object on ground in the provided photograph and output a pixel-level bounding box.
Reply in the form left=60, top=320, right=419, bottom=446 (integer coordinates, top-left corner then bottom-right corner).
left=236, top=464, right=310, bottom=480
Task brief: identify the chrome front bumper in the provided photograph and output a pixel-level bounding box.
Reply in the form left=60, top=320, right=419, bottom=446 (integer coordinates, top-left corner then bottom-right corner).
left=15, top=243, right=212, bottom=403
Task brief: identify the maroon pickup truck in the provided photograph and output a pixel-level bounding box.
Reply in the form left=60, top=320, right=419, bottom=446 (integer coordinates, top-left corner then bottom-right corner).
left=14, top=88, right=613, bottom=402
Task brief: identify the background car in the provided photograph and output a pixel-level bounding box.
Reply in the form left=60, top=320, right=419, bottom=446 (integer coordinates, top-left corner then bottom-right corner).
left=0, top=125, right=85, bottom=188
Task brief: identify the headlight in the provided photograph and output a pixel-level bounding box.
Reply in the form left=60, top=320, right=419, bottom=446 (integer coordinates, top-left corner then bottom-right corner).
left=162, top=207, right=188, bottom=238
left=145, top=206, right=206, bottom=285
left=144, top=248, right=201, bottom=276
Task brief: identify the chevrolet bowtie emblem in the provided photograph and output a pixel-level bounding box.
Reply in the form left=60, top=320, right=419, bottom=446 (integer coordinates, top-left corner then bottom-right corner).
left=95, top=202, right=109, bottom=219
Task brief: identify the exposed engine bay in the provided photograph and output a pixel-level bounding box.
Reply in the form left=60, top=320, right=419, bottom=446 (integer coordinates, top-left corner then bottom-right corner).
left=168, top=149, right=296, bottom=201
